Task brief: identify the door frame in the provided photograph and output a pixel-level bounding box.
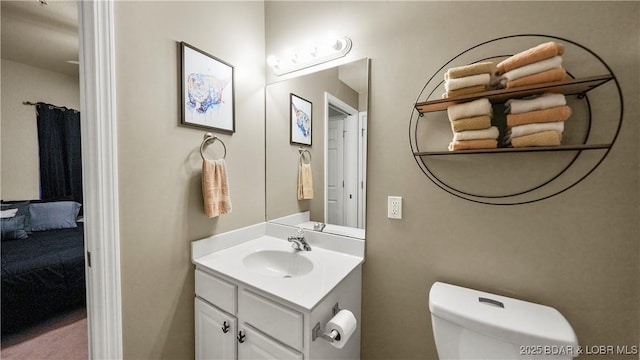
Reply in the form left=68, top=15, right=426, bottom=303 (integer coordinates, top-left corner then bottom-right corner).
left=326, top=115, right=345, bottom=225
left=78, top=1, right=123, bottom=358
left=323, top=93, right=359, bottom=225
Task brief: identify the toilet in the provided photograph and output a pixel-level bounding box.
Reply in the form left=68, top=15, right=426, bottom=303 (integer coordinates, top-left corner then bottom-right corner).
left=428, top=282, right=579, bottom=360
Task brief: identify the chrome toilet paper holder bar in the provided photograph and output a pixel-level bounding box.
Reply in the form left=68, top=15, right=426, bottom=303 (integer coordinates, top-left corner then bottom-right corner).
left=312, top=303, right=341, bottom=343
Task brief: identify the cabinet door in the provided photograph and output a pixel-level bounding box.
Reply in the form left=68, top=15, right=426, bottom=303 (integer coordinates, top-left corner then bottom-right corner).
left=195, top=297, right=237, bottom=360
left=237, top=325, right=303, bottom=360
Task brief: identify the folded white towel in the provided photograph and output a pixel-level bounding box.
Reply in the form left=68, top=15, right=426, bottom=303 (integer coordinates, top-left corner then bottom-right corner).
left=447, top=98, right=493, bottom=121
left=505, top=93, right=566, bottom=114
left=444, top=73, right=491, bottom=91
left=453, top=126, right=499, bottom=141
left=505, top=121, right=565, bottom=143
left=499, top=56, right=563, bottom=85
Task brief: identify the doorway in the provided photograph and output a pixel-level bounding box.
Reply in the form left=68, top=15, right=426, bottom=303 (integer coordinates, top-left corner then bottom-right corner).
left=0, top=1, right=88, bottom=358
left=324, top=93, right=363, bottom=228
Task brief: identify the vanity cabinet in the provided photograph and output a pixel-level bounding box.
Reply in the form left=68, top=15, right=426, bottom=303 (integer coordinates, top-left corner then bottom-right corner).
left=195, top=269, right=303, bottom=360
left=195, top=270, right=304, bottom=359
left=194, top=265, right=362, bottom=360
left=195, top=297, right=237, bottom=359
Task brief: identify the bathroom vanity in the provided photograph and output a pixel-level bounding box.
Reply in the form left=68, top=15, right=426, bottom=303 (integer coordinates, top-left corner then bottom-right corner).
left=192, top=222, right=364, bottom=360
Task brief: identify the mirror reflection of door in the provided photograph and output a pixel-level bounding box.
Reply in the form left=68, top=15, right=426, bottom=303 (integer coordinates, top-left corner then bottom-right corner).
left=325, top=95, right=361, bottom=228
left=265, top=58, right=369, bottom=238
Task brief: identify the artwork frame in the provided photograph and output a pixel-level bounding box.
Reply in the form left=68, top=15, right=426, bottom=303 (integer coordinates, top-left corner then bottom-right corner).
left=180, top=41, right=235, bottom=133
left=290, top=93, right=312, bottom=146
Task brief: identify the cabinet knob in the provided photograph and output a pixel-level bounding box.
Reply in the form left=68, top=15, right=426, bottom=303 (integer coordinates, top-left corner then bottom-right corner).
left=221, top=321, right=230, bottom=334
left=237, top=331, right=246, bottom=343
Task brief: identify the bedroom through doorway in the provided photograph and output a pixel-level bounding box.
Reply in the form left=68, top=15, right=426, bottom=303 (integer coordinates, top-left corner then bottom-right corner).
left=1, top=1, right=89, bottom=359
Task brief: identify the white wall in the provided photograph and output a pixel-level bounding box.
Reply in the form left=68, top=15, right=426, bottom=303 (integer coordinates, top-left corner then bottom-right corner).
left=114, top=1, right=265, bottom=358
left=0, top=59, right=80, bottom=200
left=266, top=2, right=639, bottom=359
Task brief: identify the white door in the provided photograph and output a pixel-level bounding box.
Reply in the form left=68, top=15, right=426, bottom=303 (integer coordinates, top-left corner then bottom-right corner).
left=327, top=116, right=345, bottom=225
left=237, top=325, right=303, bottom=360
left=343, top=113, right=359, bottom=228
left=195, top=298, right=237, bottom=360
left=358, top=112, right=368, bottom=229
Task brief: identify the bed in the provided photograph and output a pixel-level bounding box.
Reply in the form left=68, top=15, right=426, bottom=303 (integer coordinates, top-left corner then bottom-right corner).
left=1, top=200, right=86, bottom=336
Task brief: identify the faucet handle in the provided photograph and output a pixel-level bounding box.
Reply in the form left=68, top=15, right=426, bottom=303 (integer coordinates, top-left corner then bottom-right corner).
left=297, top=227, right=305, bottom=236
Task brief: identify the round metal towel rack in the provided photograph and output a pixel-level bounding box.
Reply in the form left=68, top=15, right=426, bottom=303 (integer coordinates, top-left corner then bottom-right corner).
left=409, top=34, right=622, bottom=205
left=299, top=148, right=312, bottom=164
left=200, top=132, right=227, bottom=161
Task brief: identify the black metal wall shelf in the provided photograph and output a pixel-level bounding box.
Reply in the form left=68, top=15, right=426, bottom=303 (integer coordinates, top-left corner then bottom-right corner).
left=415, top=74, right=613, bottom=114
left=414, top=143, right=610, bottom=156
left=408, top=34, right=624, bottom=205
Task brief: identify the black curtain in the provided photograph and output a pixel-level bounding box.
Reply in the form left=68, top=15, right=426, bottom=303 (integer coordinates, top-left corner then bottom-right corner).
left=36, top=103, right=83, bottom=205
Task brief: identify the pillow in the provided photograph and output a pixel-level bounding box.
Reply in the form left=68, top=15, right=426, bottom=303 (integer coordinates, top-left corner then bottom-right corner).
left=1, top=208, right=18, bottom=218
left=1, top=201, right=31, bottom=232
left=29, top=201, right=82, bottom=231
left=1, top=215, right=29, bottom=240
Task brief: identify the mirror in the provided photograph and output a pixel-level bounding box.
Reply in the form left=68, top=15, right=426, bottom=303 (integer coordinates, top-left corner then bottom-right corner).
left=265, top=58, right=370, bottom=239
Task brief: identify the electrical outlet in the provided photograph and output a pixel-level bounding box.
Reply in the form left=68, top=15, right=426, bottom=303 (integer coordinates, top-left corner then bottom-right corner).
left=387, top=196, right=402, bottom=219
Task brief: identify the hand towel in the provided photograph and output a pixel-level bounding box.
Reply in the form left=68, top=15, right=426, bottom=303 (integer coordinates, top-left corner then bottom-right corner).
left=506, top=105, right=572, bottom=128
left=453, top=126, right=499, bottom=141
left=202, top=159, right=232, bottom=218
left=445, top=73, right=491, bottom=91
left=297, top=162, right=314, bottom=200
left=448, top=139, right=498, bottom=151
left=450, top=115, right=492, bottom=132
left=497, top=41, right=565, bottom=75
left=442, top=85, right=487, bottom=99
left=505, top=121, right=565, bottom=143
left=447, top=98, right=492, bottom=121
left=505, top=93, right=566, bottom=114
left=511, top=130, right=562, bottom=148
left=445, top=61, right=495, bottom=79
left=499, top=56, right=563, bottom=84
left=505, top=67, right=566, bottom=89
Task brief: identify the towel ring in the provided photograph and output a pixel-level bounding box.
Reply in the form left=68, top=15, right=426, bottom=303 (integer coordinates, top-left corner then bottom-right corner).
left=200, top=132, right=227, bottom=161
left=299, top=148, right=311, bottom=164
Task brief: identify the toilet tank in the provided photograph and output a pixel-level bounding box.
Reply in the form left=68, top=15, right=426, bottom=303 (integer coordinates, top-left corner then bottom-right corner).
left=428, top=282, right=578, bottom=360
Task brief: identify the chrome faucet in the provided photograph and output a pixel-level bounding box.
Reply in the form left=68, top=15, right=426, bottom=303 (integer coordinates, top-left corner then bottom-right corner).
left=313, top=222, right=326, bottom=232
left=288, top=227, right=312, bottom=251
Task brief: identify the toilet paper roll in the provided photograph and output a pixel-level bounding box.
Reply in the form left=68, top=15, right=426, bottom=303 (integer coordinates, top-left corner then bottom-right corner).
left=327, top=309, right=357, bottom=349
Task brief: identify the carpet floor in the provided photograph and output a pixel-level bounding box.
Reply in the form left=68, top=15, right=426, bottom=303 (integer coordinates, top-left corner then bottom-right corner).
left=1, top=307, right=88, bottom=360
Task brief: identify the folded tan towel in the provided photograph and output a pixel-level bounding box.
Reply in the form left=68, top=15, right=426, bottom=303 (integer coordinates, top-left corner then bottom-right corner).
left=442, top=85, right=487, bottom=99
left=448, top=139, right=498, bottom=151
left=497, top=41, right=565, bottom=75
left=453, top=126, right=499, bottom=141
left=297, top=162, right=314, bottom=200
left=202, top=159, right=232, bottom=217
left=511, top=130, right=562, bottom=148
left=505, top=68, right=566, bottom=89
left=445, top=73, right=491, bottom=91
left=500, top=56, right=563, bottom=83
left=445, top=62, right=495, bottom=79
left=450, top=115, right=492, bottom=132
left=447, top=98, right=493, bottom=121
left=506, top=105, right=572, bottom=128
left=506, top=121, right=565, bottom=143
left=506, top=93, right=566, bottom=114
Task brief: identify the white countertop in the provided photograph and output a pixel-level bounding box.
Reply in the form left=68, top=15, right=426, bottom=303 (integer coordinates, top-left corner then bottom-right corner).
left=193, top=235, right=364, bottom=311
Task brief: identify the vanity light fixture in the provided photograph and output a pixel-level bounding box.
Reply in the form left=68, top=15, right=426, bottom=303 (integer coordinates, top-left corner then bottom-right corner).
left=267, top=37, right=352, bottom=76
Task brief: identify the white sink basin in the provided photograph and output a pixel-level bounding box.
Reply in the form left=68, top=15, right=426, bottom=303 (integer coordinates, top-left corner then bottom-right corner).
left=193, top=236, right=364, bottom=310
left=243, top=250, right=313, bottom=278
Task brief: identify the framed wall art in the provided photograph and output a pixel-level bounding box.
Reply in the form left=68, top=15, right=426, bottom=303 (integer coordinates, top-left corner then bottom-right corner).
left=180, top=41, right=235, bottom=133
left=290, top=93, right=312, bottom=146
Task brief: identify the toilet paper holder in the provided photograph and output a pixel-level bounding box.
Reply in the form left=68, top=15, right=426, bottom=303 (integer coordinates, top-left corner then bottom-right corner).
left=312, top=303, right=342, bottom=343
